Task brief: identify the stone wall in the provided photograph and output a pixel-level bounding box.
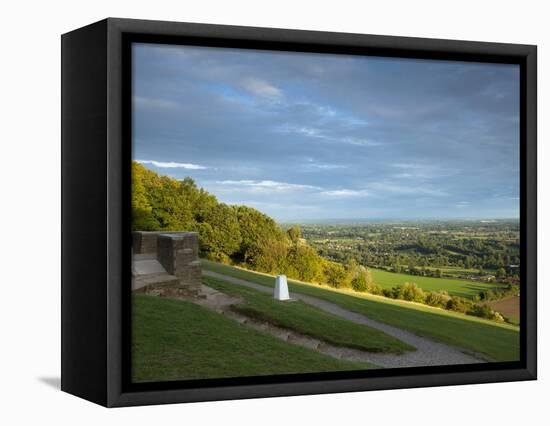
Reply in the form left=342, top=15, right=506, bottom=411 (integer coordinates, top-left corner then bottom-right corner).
left=132, top=231, right=163, bottom=255
left=133, top=231, right=202, bottom=294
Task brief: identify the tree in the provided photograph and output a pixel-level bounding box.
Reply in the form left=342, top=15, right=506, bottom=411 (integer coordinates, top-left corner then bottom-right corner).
left=287, top=244, right=322, bottom=282
left=246, top=237, right=289, bottom=274
left=287, top=226, right=302, bottom=244
left=323, top=261, right=350, bottom=288
left=131, top=163, right=159, bottom=230
left=398, top=282, right=426, bottom=303
left=496, top=267, right=507, bottom=281
left=199, top=203, right=242, bottom=258
left=234, top=205, right=285, bottom=262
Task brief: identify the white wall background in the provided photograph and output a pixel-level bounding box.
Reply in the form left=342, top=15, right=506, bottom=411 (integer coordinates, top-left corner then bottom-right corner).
left=0, top=0, right=546, bottom=424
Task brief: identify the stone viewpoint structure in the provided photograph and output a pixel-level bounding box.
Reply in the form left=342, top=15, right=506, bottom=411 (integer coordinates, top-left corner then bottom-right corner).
left=132, top=231, right=201, bottom=297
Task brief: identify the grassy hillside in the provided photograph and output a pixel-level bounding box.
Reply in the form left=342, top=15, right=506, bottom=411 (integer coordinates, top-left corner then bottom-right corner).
left=132, top=294, right=374, bottom=382
left=202, top=260, right=520, bottom=362
left=204, top=275, right=414, bottom=354
left=370, top=268, right=503, bottom=298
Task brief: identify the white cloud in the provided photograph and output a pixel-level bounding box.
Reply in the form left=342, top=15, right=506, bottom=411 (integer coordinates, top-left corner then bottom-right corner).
left=340, top=137, right=380, bottom=147
left=321, top=189, right=370, bottom=197
left=136, top=160, right=207, bottom=170
left=307, top=163, right=347, bottom=170
left=216, top=179, right=320, bottom=192
left=275, top=124, right=379, bottom=146
left=391, top=163, right=455, bottom=180
left=241, top=77, right=282, bottom=99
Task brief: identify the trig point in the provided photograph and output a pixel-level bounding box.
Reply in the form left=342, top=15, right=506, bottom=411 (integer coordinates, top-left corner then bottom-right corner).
left=274, top=275, right=290, bottom=301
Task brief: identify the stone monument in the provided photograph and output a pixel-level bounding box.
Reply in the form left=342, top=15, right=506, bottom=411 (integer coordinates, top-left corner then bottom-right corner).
left=274, top=275, right=290, bottom=301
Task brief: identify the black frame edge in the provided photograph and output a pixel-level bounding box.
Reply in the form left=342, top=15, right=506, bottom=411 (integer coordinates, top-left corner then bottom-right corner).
left=524, top=45, right=537, bottom=380
left=61, top=19, right=109, bottom=406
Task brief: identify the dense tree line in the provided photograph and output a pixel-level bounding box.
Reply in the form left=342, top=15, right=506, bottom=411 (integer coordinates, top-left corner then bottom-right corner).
left=132, top=162, right=371, bottom=289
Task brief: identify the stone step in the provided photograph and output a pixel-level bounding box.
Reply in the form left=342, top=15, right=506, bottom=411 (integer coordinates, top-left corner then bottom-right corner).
left=132, top=273, right=180, bottom=292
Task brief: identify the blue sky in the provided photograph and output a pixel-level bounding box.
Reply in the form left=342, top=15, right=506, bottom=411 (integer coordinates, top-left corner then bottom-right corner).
left=132, top=43, right=520, bottom=222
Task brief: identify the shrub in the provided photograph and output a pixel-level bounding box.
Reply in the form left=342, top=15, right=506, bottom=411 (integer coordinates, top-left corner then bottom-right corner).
left=446, top=296, right=472, bottom=313
left=366, top=281, right=383, bottom=295
left=383, top=286, right=401, bottom=299
left=425, top=290, right=451, bottom=308
left=323, top=261, right=351, bottom=289
left=398, top=282, right=426, bottom=303
left=467, top=304, right=505, bottom=322
left=351, top=274, right=368, bottom=292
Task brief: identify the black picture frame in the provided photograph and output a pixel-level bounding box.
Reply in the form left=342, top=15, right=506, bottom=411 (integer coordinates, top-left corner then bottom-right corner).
left=61, top=17, right=537, bottom=407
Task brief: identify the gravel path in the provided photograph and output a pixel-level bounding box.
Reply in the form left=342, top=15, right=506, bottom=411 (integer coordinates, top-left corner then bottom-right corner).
left=203, top=270, right=487, bottom=368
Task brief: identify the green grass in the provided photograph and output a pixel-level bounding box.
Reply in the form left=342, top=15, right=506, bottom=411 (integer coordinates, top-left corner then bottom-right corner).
left=370, top=268, right=503, bottom=298
left=132, top=294, right=374, bottom=382
left=202, top=260, right=520, bottom=362
left=203, top=276, right=414, bottom=354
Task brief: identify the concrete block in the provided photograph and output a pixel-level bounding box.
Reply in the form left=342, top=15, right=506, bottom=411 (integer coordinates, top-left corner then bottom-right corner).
left=274, top=275, right=290, bottom=301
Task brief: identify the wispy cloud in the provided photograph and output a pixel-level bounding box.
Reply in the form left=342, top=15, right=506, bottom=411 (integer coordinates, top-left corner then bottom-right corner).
left=321, top=189, right=370, bottom=197
left=216, top=179, right=320, bottom=192
left=295, top=101, right=368, bottom=128
left=306, top=164, right=347, bottom=170
left=391, top=163, right=454, bottom=180
left=456, top=201, right=470, bottom=208
left=241, top=77, right=282, bottom=99
left=136, top=160, right=208, bottom=170
left=275, top=124, right=380, bottom=147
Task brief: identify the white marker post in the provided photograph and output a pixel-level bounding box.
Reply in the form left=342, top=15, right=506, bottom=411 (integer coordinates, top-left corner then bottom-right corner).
left=274, top=275, right=290, bottom=301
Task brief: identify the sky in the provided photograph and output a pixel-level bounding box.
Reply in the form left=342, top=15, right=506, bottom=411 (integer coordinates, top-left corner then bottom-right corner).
left=132, top=43, right=520, bottom=222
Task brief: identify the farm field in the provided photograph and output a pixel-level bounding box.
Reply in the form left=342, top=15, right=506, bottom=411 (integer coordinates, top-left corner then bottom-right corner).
left=370, top=268, right=504, bottom=298
left=486, top=296, right=520, bottom=325
left=203, top=275, right=414, bottom=354
left=132, top=294, right=372, bottom=382
left=201, top=260, right=520, bottom=362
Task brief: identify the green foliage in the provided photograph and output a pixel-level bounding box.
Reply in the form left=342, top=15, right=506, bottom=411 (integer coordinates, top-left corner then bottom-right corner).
left=398, top=282, right=426, bottom=303
left=348, top=261, right=380, bottom=294
left=446, top=296, right=473, bottom=313
left=323, top=261, right=351, bottom=289
left=246, top=237, right=290, bottom=275
left=234, top=205, right=285, bottom=262
left=351, top=273, right=368, bottom=292
left=286, top=244, right=323, bottom=282
left=425, top=290, right=451, bottom=308
left=199, top=203, right=242, bottom=258
left=287, top=226, right=302, bottom=244
left=132, top=162, right=330, bottom=283
left=468, top=304, right=504, bottom=322
left=302, top=221, right=520, bottom=278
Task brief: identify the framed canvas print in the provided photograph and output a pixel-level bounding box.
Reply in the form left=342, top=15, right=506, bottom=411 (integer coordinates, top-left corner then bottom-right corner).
left=61, top=18, right=537, bottom=407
